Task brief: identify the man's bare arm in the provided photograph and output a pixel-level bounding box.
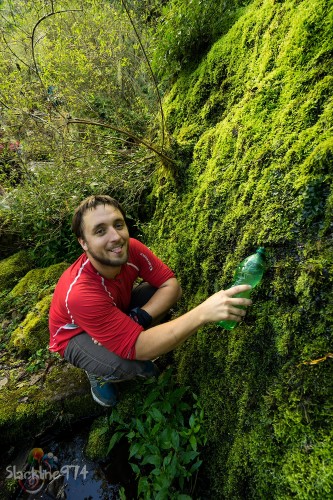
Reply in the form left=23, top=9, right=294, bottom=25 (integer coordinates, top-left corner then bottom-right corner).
left=134, top=284, right=252, bottom=360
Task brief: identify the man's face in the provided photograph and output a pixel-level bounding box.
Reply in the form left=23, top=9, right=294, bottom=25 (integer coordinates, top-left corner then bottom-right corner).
left=79, top=204, right=130, bottom=272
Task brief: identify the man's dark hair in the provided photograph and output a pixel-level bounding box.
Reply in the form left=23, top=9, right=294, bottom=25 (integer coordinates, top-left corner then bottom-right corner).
left=71, top=195, right=126, bottom=239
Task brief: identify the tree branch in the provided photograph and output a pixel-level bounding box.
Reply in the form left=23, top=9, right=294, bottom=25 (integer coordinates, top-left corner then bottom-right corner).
left=66, top=117, right=175, bottom=165
left=1, top=32, right=31, bottom=70
left=31, top=8, right=83, bottom=85
left=0, top=96, right=11, bottom=110
left=121, top=0, right=166, bottom=152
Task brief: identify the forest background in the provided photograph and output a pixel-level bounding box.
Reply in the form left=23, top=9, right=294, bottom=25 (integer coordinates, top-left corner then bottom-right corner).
left=0, top=0, right=332, bottom=498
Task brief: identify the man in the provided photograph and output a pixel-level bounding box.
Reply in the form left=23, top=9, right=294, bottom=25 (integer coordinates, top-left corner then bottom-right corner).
left=49, top=195, right=252, bottom=407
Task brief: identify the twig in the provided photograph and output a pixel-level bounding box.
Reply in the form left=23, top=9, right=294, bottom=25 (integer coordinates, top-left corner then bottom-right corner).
left=121, top=0, right=166, bottom=151
left=0, top=96, right=11, bottom=110
left=302, top=353, right=333, bottom=365
left=67, top=117, right=175, bottom=165
left=31, top=8, right=83, bottom=85
left=1, top=32, right=31, bottom=69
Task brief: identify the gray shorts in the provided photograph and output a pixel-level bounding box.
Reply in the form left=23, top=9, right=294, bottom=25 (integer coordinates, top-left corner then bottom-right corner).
left=63, top=282, right=158, bottom=381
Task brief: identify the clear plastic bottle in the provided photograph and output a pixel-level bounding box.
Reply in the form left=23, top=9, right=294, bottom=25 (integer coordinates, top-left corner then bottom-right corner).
left=218, top=247, right=266, bottom=330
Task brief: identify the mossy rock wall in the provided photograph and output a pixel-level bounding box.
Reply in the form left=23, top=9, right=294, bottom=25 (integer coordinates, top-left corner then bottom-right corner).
left=144, top=0, right=333, bottom=497
left=0, top=251, right=35, bottom=293
left=1, top=261, right=69, bottom=356
left=9, top=294, right=53, bottom=355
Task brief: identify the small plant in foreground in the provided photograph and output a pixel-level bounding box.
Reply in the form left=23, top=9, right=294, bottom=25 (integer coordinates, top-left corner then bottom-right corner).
left=26, top=348, right=58, bottom=373
left=107, top=368, right=207, bottom=499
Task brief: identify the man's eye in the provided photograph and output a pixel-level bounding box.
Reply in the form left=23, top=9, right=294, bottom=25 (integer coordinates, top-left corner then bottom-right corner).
left=115, top=223, right=124, bottom=229
left=96, top=228, right=105, bottom=235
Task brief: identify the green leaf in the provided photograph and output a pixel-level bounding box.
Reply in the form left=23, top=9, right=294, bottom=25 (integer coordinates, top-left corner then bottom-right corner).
left=152, top=422, right=162, bottom=435
left=179, top=402, right=191, bottom=411
left=151, top=468, right=161, bottom=476
left=126, top=430, right=135, bottom=440
left=138, top=477, right=150, bottom=497
left=168, top=453, right=178, bottom=479
left=189, top=414, right=196, bottom=428
left=189, top=434, right=197, bottom=451
left=160, top=401, right=172, bottom=413
left=159, top=427, right=173, bottom=449
left=109, top=410, right=124, bottom=425
left=130, top=462, right=140, bottom=474
left=149, top=407, right=164, bottom=422
left=169, top=387, right=188, bottom=405
left=107, top=431, right=123, bottom=454
left=155, top=488, right=170, bottom=500
left=163, top=452, right=173, bottom=467
left=147, top=444, right=161, bottom=455
left=171, top=429, right=180, bottom=449
left=189, top=459, right=202, bottom=473
left=96, top=426, right=109, bottom=436
left=129, top=442, right=142, bottom=459
left=119, top=486, right=127, bottom=500
left=141, top=454, right=162, bottom=467
left=155, top=473, right=171, bottom=490
left=144, top=389, right=160, bottom=407
left=136, top=418, right=145, bottom=436
left=180, top=450, right=199, bottom=464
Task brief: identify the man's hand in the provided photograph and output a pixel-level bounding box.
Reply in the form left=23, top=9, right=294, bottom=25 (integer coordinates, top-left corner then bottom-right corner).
left=199, top=284, right=252, bottom=323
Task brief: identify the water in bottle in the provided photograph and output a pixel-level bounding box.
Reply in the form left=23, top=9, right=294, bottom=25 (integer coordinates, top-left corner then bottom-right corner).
left=218, top=247, right=266, bottom=330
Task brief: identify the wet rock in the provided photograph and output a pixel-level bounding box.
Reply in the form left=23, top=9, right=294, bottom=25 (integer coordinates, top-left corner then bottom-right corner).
left=0, top=376, right=8, bottom=389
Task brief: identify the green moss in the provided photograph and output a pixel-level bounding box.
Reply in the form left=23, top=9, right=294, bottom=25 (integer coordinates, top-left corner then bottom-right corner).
left=10, top=294, right=52, bottom=355
left=0, top=250, right=34, bottom=293
left=143, top=0, right=333, bottom=497
left=1, top=261, right=69, bottom=350
left=0, top=0, right=331, bottom=496
left=85, top=416, right=110, bottom=460
left=7, top=261, right=69, bottom=303
left=0, top=361, right=101, bottom=449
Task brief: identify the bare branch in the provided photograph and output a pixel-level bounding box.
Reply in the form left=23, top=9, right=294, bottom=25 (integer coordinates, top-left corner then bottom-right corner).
left=0, top=97, right=11, bottom=110
left=0, top=10, right=30, bottom=37
left=31, top=8, right=83, bottom=85
left=121, top=0, right=166, bottom=152
left=67, top=117, right=175, bottom=165
left=20, top=109, right=66, bottom=140
left=1, top=32, right=31, bottom=69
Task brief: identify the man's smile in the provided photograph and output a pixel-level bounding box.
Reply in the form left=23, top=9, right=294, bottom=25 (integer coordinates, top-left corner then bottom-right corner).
left=108, top=245, right=124, bottom=254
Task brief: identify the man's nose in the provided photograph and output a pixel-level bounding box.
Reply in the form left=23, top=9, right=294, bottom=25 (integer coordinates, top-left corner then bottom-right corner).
left=107, top=226, right=121, bottom=240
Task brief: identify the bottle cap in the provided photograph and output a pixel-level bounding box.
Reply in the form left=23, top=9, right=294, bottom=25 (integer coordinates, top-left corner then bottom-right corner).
left=256, top=247, right=266, bottom=256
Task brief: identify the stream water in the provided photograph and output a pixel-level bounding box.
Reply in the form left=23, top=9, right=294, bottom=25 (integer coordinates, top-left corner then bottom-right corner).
left=7, top=423, right=137, bottom=500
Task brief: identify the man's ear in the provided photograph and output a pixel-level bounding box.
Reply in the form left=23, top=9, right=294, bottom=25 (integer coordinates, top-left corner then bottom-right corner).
left=78, top=238, right=88, bottom=252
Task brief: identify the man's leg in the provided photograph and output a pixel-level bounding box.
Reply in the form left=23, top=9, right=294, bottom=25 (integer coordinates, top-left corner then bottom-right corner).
left=64, top=332, right=157, bottom=380
left=129, top=281, right=157, bottom=309
left=64, top=283, right=162, bottom=407
left=64, top=333, right=158, bottom=407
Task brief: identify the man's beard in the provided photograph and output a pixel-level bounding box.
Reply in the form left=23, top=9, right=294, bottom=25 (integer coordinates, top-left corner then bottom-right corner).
left=87, top=246, right=128, bottom=267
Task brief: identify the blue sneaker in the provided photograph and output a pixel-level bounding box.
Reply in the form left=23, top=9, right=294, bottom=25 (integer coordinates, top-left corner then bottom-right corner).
left=85, top=372, right=117, bottom=407
left=137, top=361, right=160, bottom=380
